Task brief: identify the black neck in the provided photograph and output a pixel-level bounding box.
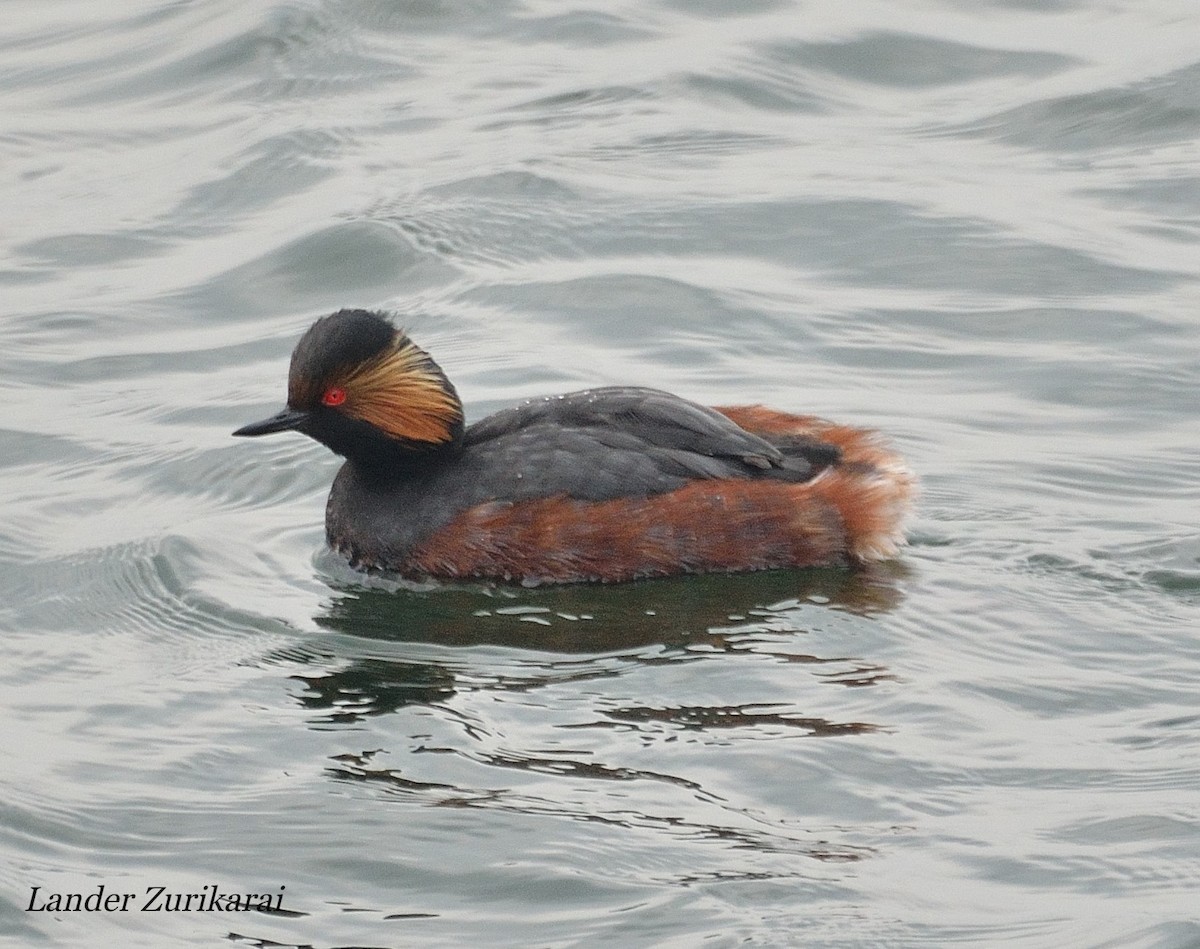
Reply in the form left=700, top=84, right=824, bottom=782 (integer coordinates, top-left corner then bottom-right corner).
left=302, top=402, right=464, bottom=473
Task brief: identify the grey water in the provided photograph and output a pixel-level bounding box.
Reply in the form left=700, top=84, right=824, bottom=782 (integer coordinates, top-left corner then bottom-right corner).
left=2, top=1, right=1199, bottom=946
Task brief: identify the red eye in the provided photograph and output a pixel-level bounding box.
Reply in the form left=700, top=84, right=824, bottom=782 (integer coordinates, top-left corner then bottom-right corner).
left=322, top=386, right=347, bottom=407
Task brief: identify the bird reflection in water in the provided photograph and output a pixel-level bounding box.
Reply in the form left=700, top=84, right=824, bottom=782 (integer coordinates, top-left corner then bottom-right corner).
left=284, top=562, right=906, bottom=722
left=280, top=565, right=907, bottom=867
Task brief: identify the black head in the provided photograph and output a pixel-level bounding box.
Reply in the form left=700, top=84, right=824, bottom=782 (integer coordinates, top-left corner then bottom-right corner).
left=233, top=309, right=464, bottom=467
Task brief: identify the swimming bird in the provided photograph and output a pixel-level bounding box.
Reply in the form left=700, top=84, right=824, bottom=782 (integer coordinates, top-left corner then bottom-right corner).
left=234, top=309, right=914, bottom=584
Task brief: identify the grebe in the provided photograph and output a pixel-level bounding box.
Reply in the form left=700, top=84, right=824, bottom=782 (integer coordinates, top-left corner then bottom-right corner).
left=234, top=309, right=914, bottom=584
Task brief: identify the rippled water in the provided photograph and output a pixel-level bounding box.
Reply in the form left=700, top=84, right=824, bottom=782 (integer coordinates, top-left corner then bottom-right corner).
left=3, top=1, right=1199, bottom=946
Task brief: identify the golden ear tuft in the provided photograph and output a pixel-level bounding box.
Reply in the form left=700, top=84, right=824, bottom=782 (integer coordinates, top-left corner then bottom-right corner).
left=339, top=337, right=462, bottom=445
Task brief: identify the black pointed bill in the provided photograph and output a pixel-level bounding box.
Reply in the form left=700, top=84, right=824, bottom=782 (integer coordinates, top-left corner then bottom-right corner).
left=233, top=406, right=310, bottom=437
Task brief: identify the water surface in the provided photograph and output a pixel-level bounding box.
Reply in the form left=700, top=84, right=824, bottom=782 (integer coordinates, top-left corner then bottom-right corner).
left=2, top=1, right=1199, bottom=946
